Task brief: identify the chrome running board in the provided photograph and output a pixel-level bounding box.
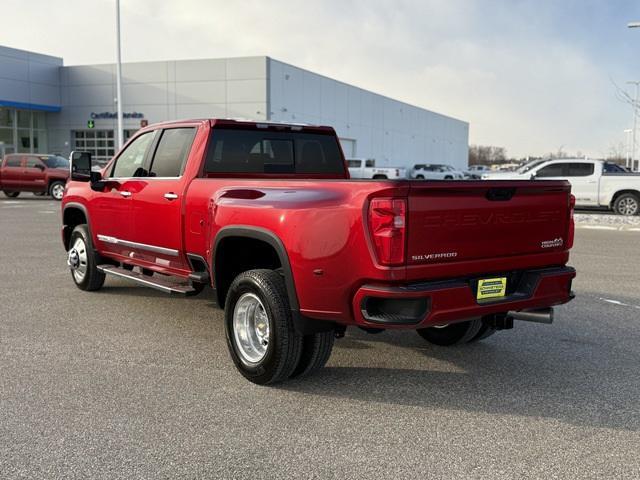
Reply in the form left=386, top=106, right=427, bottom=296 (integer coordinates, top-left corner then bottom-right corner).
left=97, top=265, right=195, bottom=294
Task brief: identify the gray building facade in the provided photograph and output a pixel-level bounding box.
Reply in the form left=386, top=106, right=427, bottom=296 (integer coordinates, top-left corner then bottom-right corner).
left=1, top=45, right=469, bottom=169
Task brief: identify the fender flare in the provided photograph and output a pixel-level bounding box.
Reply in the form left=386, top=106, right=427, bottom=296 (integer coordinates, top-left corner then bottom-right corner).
left=62, top=202, right=91, bottom=250
left=213, top=225, right=299, bottom=310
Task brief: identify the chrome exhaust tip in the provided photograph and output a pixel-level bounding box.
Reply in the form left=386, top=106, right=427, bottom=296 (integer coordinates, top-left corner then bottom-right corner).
left=507, top=308, right=554, bottom=324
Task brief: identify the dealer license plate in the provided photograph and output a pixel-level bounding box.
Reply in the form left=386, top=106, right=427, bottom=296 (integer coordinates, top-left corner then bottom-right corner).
left=477, top=277, right=507, bottom=300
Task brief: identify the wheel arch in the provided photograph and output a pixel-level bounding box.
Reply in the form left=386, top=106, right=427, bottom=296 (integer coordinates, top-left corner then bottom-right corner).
left=62, top=202, right=90, bottom=250
left=610, top=189, right=640, bottom=208
left=212, top=226, right=299, bottom=311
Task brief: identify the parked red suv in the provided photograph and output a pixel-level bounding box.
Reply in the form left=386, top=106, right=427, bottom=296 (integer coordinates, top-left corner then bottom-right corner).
left=62, top=119, right=576, bottom=384
left=0, top=154, right=70, bottom=200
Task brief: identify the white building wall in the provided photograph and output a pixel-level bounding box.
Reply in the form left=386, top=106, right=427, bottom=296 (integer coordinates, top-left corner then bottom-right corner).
left=48, top=57, right=268, bottom=156
left=267, top=58, right=469, bottom=170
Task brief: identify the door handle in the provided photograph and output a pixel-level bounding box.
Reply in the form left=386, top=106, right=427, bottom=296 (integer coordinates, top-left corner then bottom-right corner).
left=164, top=192, right=179, bottom=200
left=119, top=191, right=132, bottom=197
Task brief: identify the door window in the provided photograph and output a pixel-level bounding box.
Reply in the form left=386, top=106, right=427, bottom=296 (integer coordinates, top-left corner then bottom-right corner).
left=535, top=163, right=566, bottom=177
left=566, top=163, right=594, bottom=177
left=5, top=156, right=22, bottom=167
left=148, top=128, right=197, bottom=177
left=25, top=157, right=44, bottom=169
left=110, top=132, right=155, bottom=178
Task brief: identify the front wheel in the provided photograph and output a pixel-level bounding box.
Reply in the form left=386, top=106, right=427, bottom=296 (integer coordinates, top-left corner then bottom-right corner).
left=3, top=191, right=19, bottom=198
left=49, top=181, right=65, bottom=201
left=613, top=193, right=639, bottom=216
left=416, top=175, right=425, bottom=180
left=224, top=269, right=302, bottom=385
left=67, top=224, right=105, bottom=291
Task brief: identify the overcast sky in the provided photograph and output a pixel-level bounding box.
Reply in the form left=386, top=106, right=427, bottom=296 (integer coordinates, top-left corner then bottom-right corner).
left=3, top=0, right=640, bottom=158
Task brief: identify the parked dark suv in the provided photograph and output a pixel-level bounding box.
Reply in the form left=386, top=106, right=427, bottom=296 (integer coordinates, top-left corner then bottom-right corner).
left=0, top=154, right=70, bottom=200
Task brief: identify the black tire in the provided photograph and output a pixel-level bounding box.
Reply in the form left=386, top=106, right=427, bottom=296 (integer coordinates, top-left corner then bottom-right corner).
left=68, top=224, right=105, bottom=291
left=613, top=193, right=639, bottom=216
left=416, top=175, right=425, bottom=180
left=467, top=323, right=496, bottom=342
left=417, top=318, right=484, bottom=346
left=444, top=175, right=453, bottom=180
left=224, top=269, right=302, bottom=385
left=290, top=330, right=335, bottom=379
left=3, top=191, right=19, bottom=198
left=49, top=180, right=65, bottom=201
left=372, top=174, right=388, bottom=179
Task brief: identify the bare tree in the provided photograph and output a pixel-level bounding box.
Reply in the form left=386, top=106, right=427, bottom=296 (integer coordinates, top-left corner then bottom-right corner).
left=468, top=145, right=508, bottom=165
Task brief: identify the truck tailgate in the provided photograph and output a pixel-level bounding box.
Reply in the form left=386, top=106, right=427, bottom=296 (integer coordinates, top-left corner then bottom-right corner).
left=406, top=180, right=571, bottom=267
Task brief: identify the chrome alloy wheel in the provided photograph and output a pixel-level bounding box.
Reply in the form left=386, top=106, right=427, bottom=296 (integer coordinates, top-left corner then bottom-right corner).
left=232, top=293, right=270, bottom=364
left=68, top=237, right=88, bottom=283
left=51, top=183, right=65, bottom=200
left=618, top=197, right=639, bottom=216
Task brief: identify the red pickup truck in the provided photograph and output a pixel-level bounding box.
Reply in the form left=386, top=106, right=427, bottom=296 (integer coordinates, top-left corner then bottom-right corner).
left=62, top=119, right=576, bottom=384
left=1, top=154, right=70, bottom=200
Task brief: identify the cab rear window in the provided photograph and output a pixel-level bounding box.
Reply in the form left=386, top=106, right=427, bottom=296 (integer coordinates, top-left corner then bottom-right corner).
left=204, top=128, right=344, bottom=175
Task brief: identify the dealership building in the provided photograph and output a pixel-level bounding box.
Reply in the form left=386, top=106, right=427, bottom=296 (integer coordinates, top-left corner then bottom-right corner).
left=0, top=44, right=469, bottom=169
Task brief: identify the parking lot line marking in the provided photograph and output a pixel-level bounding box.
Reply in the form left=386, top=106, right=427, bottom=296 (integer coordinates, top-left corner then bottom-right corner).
left=578, top=225, right=618, bottom=231
left=599, top=297, right=640, bottom=309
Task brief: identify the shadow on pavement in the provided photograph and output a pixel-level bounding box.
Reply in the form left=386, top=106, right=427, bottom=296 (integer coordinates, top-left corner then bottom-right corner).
left=283, top=325, right=640, bottom=433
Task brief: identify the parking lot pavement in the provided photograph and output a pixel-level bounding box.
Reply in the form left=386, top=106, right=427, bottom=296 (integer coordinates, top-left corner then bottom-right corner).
left=1, top=197, right=639, bottom=479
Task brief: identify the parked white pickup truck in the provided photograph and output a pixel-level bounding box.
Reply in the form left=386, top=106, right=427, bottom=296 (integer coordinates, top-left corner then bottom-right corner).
left=482, top=158, right=640, bottom=215
left=346, top=158, right=406, bottom=179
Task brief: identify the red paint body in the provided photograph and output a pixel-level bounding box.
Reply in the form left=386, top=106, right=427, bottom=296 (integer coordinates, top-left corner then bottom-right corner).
left=62, top=119, right=575, bottom=328
left=0, top=154, right=69, bottom=193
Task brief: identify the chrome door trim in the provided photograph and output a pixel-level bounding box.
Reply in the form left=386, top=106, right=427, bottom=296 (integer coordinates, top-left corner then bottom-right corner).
left=96, top=234, right=180, bottom=257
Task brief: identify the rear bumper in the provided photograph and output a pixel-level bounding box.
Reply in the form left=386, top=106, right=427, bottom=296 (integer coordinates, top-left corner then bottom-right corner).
left=352, top=266, right=576, bottom=328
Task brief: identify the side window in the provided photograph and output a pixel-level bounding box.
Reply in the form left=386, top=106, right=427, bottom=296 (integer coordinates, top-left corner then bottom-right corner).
left=365, top=159, right=375, bottom=167
left=149, top=128, right=197, bottom=177
left=5, top=156, right=22, bottom=167
left=110, top=132, right=154, bottom=178
left=25, top=157, right=44, bottom=169
left=536, top=163, right=565, bottom=178
left=566, top=163, right=594, bottom=177
left=346, top=160, right=361, bottom=168
left=603, top=162, right=624, bottom=173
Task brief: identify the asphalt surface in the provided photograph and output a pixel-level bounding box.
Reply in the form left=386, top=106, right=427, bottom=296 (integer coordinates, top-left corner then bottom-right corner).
left=1, top=196, right=639, bottom=479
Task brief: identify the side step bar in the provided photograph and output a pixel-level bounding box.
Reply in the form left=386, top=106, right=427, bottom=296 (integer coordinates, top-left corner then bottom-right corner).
left=97, top=265, right=196, bottom=294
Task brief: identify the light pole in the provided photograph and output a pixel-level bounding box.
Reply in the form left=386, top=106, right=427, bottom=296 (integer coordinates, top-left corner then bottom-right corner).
left=115, top=0, right=124, bottom=150
left=628, top=23, right=640, bottom=171
left=626, top=81, right=640, bottom=172
left=624, top=128, right=632, bottom=169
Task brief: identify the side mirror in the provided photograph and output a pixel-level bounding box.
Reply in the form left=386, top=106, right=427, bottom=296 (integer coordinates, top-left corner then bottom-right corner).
left=70, top=151, right=92, bottom=181
left=36, top=164, right=45, bottom=171
left=530, top=173, right=536, bottom=180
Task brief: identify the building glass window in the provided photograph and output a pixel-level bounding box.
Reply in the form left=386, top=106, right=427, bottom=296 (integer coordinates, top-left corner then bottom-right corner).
left=0, top=108, right=14, bottom=128
left=17, top=110, right=30, bottom=128
left=0, top=108, right=47, bottom=154
left=72, top=129, right=138, bottom=166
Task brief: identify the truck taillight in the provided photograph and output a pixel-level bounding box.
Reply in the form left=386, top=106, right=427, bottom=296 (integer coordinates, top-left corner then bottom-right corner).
left=567, top=194, right=575, bottom=249
left=368, top=198, right=407, bottom=266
